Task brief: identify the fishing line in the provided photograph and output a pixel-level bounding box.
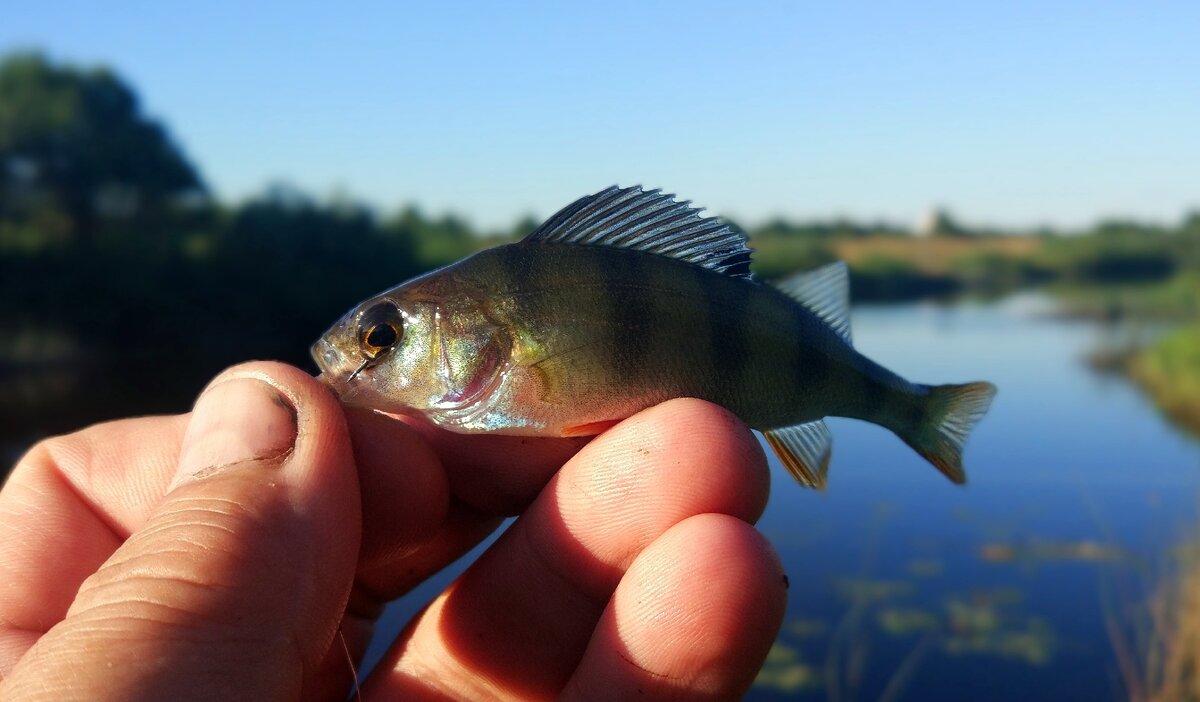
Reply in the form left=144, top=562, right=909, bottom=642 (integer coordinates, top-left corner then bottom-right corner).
left=338, top=625, right=362, bottom=702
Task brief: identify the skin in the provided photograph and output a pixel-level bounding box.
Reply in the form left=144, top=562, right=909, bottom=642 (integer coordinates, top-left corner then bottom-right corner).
left=0, top=361, right=786, bottom=701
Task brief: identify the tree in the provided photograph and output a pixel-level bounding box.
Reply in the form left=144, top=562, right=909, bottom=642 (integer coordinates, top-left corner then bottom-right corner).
left=0, top=52, right=204, bottom=249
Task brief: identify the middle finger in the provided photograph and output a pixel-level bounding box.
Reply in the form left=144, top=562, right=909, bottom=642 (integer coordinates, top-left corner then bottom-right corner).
left=367, top=398, right=770, bottom=701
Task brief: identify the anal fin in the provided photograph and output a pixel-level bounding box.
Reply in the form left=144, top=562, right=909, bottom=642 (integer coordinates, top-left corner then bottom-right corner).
left=764, top=420, right=833, bottom=489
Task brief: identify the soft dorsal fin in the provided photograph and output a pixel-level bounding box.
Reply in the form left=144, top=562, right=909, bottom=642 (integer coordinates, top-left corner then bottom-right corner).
left=524, top=185, right=753, bottom=278
left=775, top=262, right=852, bottom=345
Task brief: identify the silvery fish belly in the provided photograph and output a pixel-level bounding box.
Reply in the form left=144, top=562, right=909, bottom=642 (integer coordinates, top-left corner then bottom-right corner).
left=313, top=186, right=997, bottom=489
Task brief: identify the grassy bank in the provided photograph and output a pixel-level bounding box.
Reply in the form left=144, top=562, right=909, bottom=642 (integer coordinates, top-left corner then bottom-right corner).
left=1129, top=325, right=1200, bottom=436
left=1052, top=272, right=1200, bottom=322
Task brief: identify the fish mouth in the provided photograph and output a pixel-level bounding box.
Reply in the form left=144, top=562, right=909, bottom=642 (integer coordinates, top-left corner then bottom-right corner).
left=310, top=339, right=368, bottom=404
left=311, top=338, right=347, bottom=377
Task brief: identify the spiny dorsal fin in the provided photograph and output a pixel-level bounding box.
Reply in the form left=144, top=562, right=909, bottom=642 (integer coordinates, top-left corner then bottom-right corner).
left=524, top=185, right=753, bottom=278
left=775, top=262, right=852, bottom=345
left=764, top=420, right=833, bottom=489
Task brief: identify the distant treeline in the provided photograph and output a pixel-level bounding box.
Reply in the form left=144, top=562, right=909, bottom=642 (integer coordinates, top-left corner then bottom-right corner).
left=750, top=212, right=1200, bottom=299
left=4, top=50, right=1200, bottom=375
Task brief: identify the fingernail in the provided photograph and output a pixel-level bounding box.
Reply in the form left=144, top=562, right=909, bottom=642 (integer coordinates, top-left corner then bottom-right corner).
left=172, top=378, right=298, bottom=489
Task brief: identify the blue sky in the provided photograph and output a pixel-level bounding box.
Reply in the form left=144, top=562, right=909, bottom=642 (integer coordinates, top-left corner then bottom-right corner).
left=3, top=1, right=1197, bottom=230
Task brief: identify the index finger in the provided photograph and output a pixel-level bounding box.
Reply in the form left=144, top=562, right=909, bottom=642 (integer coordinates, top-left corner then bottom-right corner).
left=393, top=414, right=591, bottom=515
left=346, top=409, right=592, bottom=599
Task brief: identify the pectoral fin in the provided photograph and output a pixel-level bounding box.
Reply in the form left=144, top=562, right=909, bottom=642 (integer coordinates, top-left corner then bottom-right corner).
left=562, top=419, right=622, bottom=437
left=764, top=420, right=833, bottom=489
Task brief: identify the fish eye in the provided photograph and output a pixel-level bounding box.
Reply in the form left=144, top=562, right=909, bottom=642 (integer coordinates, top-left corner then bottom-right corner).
left=358, top=303, right=404, bottom=359
left=364, top=322, right=397, bottom=350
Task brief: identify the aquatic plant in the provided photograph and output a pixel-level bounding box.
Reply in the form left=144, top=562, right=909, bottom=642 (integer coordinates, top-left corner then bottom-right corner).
left=1110, top=539, right=1200, bottom=701
left=753, top=641, right=821, bottom=693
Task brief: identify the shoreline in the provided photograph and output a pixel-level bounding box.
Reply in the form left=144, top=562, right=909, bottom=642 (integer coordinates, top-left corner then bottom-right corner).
left=1128, top=325, right=1200, bottom=437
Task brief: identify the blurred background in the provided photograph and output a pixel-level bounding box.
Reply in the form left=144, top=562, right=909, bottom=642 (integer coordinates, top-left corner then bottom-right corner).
left=2, top=3, right=1198, bottom=699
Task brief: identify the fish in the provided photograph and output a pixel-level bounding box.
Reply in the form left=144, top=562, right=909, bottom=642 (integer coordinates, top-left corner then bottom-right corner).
left=312, top=186, right=997, bottom=488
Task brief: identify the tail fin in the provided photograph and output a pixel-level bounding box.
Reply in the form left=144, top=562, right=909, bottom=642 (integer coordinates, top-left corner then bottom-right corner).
left=900, top=382, right=997, bottom=484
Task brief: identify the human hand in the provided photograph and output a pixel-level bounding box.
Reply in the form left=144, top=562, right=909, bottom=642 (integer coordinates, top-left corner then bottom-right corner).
left=0, top=361, right=786, bottom=700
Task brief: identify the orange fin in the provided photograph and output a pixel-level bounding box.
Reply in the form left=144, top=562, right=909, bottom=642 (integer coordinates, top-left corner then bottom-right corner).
left=562, top=419, right=621, bottom=437
left=764, top=420, right=833, bottom=490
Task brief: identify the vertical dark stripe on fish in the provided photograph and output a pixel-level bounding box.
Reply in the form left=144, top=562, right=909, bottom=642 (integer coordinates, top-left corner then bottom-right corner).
left=502, top=241, right=557, bottom=334
left=855, top=352, right=907, bottom=426
left=545, top=244, right=616, bottom=386
left=686, top=262, right=725, bottom=406
left=864, top=370, right=893, bottom=421
left=752, top=284, right=803, bottom=424
left=791, top=304, right=832, bottom=420
left=601, top=249, right=647, bottom=383
left=623, top=251, right=660, bottom=382
left=498, top=242, right=534, bottom=297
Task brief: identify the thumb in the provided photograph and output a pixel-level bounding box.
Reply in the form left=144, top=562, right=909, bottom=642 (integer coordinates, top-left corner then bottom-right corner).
left=2, top=363, right=362, bottom=701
